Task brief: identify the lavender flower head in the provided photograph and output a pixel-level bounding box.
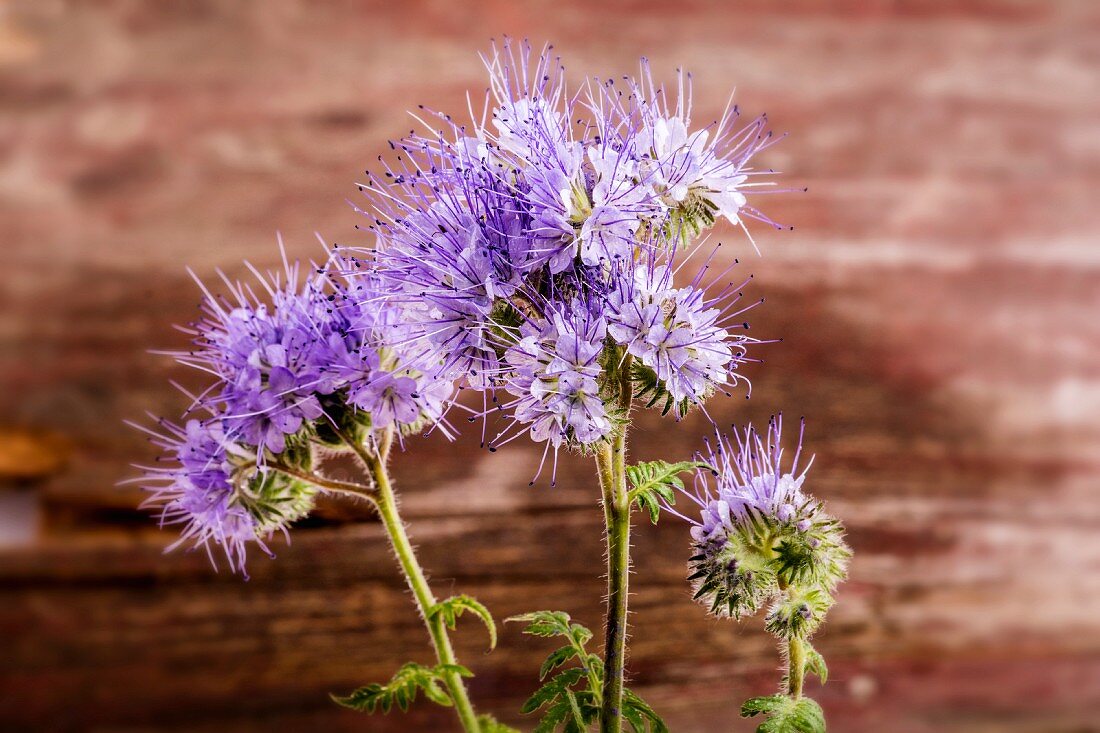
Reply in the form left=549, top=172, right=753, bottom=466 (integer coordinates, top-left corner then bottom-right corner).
left=498, top=301, right=614, bottom=454
left=137, top=245, right=459, bottom=573
left=688, top=414, right=811, bottom=545
left=676, top=416, right=850, bottom=628
left=134, top=416, right=317, bottom=576
left=353, top=40, right=782, bottom=475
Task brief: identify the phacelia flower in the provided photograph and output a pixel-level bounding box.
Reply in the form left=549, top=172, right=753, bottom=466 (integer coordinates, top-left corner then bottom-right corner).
left=135, top=416, right=317, bottom=576
left=627, top=60, right=785, bottom=244
left=496, top=301, right=614, bottom=451
left=675, top=416, right=850, bottom=630
left=607, top=261, right=752, bottom=407
left=140, top=244, right=463, bottom=573
left=176, top=260, right=329, bottom=455
left=348, top=39, right=784, bottom=473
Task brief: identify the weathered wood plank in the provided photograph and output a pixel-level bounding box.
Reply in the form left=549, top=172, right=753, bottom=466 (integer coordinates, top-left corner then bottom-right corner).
left=2, top=0, right=1099, bottom=731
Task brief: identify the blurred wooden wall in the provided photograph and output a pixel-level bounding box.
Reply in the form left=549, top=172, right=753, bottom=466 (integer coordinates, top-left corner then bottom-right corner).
left=1, top=1, right=1098, bottom=731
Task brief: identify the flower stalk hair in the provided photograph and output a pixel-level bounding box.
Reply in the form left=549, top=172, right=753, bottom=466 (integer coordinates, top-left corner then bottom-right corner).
left=134, top=244, right=505, bottom=732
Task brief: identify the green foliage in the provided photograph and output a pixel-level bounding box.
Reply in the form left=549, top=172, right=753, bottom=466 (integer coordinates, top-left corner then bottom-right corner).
left=331, top=662, right=472, bottom=714
left=803, top=643, right=828, bottom=685
left=508, top=611, right=600, bottom=731
left=621, top=689, right=669, bottom=733
left=477, top=714, right=523, bottom=733
left=508, top=611, right=668, bottom=733
left=626, top=460, right=708, bottom=523
left=429, top=594, right=497, bottom=650
left=741, top=694, right=826, bottom=733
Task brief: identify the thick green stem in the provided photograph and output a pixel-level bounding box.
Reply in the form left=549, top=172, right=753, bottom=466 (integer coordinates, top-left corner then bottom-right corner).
left=342, top=427, right=481, bottom=733
left=787, top=637, right=806, bottom=699
left=598, top=352, right=634, bottom=733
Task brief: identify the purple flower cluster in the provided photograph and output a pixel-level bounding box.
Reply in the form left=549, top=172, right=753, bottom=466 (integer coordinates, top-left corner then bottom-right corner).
left=607, top=262, right=750, bottom=404
left=499, top=303, right=613, bottom=449
left=358, top=40, right=780, bottom=460
left=138, top=39, right=788, bottom=569
left=136, top=417, right=294, bottom=576
left=682, top=415, right=812, bottom=546
left=139, top=249, right=457, bottom=572
left=674, top=416, right=850, bottom=630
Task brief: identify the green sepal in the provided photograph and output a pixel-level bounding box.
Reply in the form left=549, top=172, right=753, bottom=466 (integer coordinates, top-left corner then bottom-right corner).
left=764, top=586, right=833, bottom=640
left=631, top=361, right=692, bottom=417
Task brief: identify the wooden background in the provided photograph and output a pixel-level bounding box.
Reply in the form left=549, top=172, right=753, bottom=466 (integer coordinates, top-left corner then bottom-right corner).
left=2, top=1, right=1098, bottom=731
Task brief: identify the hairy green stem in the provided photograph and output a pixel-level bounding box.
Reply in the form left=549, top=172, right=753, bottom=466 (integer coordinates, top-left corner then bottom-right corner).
left=598, top=352, right=634, bottom=733
left=340, top=426, right=482, bottom=733
left=265, top=461, right=377, bottom=501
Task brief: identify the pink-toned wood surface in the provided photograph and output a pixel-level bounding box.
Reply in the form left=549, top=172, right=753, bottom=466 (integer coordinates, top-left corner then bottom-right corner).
left=1, top=1, right=1099, bottom=731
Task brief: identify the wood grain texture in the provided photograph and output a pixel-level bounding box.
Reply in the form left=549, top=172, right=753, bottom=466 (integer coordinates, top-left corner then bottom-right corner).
left=1, top=0, right=1099, bottom=731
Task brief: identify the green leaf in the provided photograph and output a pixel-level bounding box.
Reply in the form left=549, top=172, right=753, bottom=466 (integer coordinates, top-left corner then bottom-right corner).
left=741, top=694, right=788, bottom=718
left=331, top=662, right=458, bottom=714
left=741, top=694, right=826, bottom=733
left=622, top=688, right=670, bottom=733
left=507, top=610, right=574, bottom=639
left=436, top=663, right=474, bottom=678
left=511, top=611, right=605, bottom=731
left=533, top=701, right=570, bottom=733
left=565, top=689, right=586, bottom=728
left=625, top=460, right=709, bottom=524
left=521, top=667, right=587, bottom=714
left=540, top=645, right=580, bottom=680
left=804, top=644, right=828, bottom=685
left=476, top=714, right=523, bottom=733
left=429, top=594, right=498, bottom=650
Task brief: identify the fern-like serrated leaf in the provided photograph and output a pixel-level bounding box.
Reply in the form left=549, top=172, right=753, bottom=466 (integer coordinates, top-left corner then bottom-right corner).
left=476, top=714, right=523, bottom=733
left=511, top=611, right=605, bottom=732
left=331, top=662, right=455, bottom=714
left=742, top=694, right=826, bottom=733
left=507, top=610, right=574, bottom=639
left=569, top=622, right=593, bottom=648
left=521, top=667, right=588, bottom=714
left=540, top=645, right=580, bottom=680
left=622, top=688, right=670, bottom=733
left=804, top=644, right=828, bottom=685
left=533, top=701, right=570, bottom=733
left=430, top=594, right=498, bottom=650
left=565, top=689, right=586, bottom=729
left=626, top=460, right=709, bottom=523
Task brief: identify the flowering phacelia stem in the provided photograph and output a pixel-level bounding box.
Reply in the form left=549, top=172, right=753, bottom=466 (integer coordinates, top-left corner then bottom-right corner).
left=341, top=426, right=483, bottom=732
left=597, top=351, right=635, bottom=733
